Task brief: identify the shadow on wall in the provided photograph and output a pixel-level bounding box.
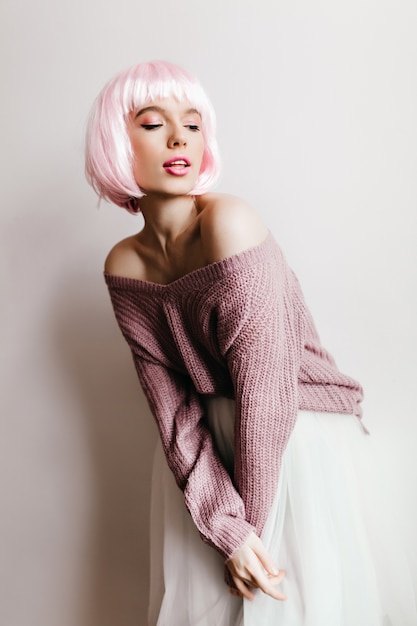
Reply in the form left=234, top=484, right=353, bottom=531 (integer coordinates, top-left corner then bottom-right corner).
left=51, top=268, right=157, bottom=626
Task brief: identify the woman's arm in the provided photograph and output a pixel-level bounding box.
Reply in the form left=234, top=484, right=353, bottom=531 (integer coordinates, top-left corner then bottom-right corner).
left=203, top=198, right=301, bottom=536
left=130, top=350, right=257, bottom=559
left=200, top=198, right=298, bottom=599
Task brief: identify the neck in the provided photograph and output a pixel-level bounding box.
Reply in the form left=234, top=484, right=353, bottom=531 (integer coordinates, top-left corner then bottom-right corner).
left=139, top=193, right=199, bottom=253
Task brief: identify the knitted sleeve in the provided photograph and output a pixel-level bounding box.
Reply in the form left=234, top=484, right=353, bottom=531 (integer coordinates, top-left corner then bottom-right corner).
left=215, top=251, right=302, bottom=538
left=128, top=350, right=256, bottom=560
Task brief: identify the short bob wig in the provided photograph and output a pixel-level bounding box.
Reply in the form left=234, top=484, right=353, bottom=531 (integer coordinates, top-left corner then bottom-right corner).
left=85, top=60, right=220, bottom=213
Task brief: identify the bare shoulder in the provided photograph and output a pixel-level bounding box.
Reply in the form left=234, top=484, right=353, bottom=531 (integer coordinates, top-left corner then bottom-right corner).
left=198, top=193, right=269, bottom=262
left=104, top=235, right=145, bottom=279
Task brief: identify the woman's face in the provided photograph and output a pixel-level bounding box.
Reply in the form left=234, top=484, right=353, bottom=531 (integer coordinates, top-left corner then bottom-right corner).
left=127, top=97, right=205, bottom=196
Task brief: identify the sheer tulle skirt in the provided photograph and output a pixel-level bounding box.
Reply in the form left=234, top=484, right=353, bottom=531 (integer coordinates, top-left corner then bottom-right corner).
left=148, top=400, right=417, bottom=625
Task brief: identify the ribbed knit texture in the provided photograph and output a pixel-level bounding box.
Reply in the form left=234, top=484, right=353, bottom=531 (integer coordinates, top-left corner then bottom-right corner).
left=105, top=233, right=363, bottom=560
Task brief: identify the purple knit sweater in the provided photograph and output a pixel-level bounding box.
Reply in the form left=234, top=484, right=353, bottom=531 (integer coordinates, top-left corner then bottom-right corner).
left=105, top=233, right=363, bottom=560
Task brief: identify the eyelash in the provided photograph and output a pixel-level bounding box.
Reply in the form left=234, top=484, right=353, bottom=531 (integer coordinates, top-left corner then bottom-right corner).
left=140, top=124, right=200, bottom=132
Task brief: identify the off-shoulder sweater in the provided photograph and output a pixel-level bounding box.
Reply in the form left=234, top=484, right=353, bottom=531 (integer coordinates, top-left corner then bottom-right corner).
left=104, top=233, right=363, bottom=560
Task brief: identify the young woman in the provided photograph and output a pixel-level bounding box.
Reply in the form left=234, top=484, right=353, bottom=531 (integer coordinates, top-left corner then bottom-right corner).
left=85, top=61, right=416, bottom=625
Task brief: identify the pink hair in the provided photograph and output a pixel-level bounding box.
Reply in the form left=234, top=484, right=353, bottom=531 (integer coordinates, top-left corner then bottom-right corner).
left=85, top=61, right=220, bottom=213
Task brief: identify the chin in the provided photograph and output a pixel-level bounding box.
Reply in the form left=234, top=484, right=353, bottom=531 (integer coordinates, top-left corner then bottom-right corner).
left=152, top=182, right=197, bottom=197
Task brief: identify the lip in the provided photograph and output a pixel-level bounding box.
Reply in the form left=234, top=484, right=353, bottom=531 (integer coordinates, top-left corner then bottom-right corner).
left=163, top=156, right=191, bottom=177
left=163, top=156, right=191, bottom=167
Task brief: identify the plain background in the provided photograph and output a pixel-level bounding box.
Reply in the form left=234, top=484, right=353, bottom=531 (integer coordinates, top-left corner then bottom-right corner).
left=1, top=0, right=416, bottom=624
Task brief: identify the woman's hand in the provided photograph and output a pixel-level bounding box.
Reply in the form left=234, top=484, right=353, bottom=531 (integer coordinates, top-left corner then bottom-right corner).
left=226, top=532, right=287, bottom=601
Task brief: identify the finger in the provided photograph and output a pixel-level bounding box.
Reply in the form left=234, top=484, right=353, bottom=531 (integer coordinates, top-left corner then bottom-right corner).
left=248, top=570, right=287, bottom=601
left=259, top=578, right=287, bottom=601
left=252, top=540, right=279, bottom=576
left=268, top=570, right=286, bottom=585
left=233, top=575, right=255, bottom=601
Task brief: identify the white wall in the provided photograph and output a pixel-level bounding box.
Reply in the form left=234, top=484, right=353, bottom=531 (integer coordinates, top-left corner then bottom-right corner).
left=1, top=0, right=416, bottom=624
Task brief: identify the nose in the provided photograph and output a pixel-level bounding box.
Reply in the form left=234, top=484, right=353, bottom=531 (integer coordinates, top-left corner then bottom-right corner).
left=168, top=126, right=187, bottom=148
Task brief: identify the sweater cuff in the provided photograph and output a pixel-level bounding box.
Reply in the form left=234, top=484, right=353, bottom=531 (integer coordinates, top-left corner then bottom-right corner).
left=206, top=517, right=255, bottom=561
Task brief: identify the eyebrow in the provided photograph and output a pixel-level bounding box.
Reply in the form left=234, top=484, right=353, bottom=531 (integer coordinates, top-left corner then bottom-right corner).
left=134, top=105, right=201, bottom=119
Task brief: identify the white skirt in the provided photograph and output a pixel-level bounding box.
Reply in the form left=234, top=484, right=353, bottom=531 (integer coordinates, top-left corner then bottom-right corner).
left=148, top=400, right=417, bottom=626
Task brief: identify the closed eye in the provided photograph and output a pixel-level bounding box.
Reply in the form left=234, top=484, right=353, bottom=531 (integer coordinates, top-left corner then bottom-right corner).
left=185, top=124, right=200, bottom=131
left=141, top=124, right=163, bottom=130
